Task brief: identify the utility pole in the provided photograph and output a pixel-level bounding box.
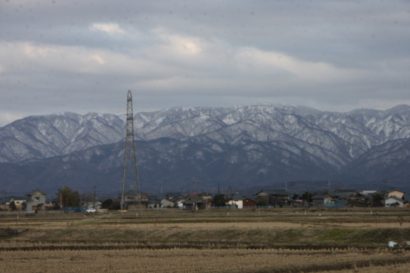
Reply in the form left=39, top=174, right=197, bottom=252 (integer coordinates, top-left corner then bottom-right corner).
left=120, top=90, right=139, bottom=210
left=92, top=185, right=96, bottom=209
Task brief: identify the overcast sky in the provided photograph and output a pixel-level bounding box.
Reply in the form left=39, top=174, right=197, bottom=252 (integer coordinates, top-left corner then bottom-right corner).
left=0, top=0, right=409, bottom=125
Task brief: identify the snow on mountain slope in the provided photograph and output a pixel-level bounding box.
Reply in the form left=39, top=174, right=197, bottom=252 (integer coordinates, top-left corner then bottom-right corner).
left=1, top=105, right=410, bottom=167
left=344, top=138, right=410, bottom=182
left=0, top=137, right=339, bottom=194
left=134, top=105, right=410, bottom=167
left=0, top=113, right=124, bottom=162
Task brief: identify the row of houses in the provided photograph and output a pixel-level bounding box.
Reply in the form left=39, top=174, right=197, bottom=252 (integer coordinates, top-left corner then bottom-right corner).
left=0, top=191, right=49, bottom=212
left=0, top=190, right=101, bottom=213
left=129, top=189, right=408, bottom=210
left=1, top=189, right=408, bottom=212
left=252, top=189, right=408, bottom=209
left=146, top=194, right=256, bottom=210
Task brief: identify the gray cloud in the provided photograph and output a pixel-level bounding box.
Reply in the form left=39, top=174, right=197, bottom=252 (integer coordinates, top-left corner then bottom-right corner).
left=0, top=0, right=409, bottom=125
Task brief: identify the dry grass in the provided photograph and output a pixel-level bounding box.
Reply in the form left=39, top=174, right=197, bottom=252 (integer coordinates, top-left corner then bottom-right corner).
left=1, top=248, right=409, bottom=273
left=1, top=209, right=409, bottom=273
left=323, top=262, right=410, bottom=273
left=2, top=222, right=409, bottom=249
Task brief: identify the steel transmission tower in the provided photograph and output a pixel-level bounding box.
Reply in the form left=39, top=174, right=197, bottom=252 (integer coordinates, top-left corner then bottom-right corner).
left=120, top=90, right=139, bottom=210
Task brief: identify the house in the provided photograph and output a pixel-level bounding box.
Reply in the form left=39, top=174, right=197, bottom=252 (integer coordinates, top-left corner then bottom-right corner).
left=147, top=197, right=161, bottom=209
left=82, top=201, right=102, bottom=210
left=176, top=199, right=185, bottom=209
left=384, top=190, right=406, bottom=208
left=323, top=195, right=336, bottom=208
left=269, top=190, right=290, bottom=207
left=6, top=198, right=26, bottom=210
left=385, top=197, right=404, bottom=208
left=360, top=190, right=377, bottom=196
left=311, top=194, right=325, bottom=208
left=226, top=198, right=243, bottom=209
left=225, top=193, right=243, bottom=209
left=347, top=193, right=368, bottom=207
left=26, top=191, right=47, bottom=213
left=290, top=198, right=304, bottom=208
left=387, top=190, right=405, bottom=200
left=123, top=192, right=149, bottom=209
left=255, top=190, right=290, bottom=207
left=255, top=191, right=270, bottom=207
left=183, top=196, right=202, bottom=210
left=183, top=194, right=212, bottom=210
left=0, top=204, right=8, bottom=211
left=201, top=194, right=213, bottom=206
left=243, top=198, right=257, bottom=208
left=160, top=199, right=175, bottom=208
left=226, top=199, right=243, bottom=209
left=323, top=194, right=347, bottom=208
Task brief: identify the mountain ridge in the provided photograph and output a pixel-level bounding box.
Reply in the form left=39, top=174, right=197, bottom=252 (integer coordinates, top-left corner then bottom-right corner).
left=1, top=104, right=410, bottom=164
left=0, top=104, right=409, bottom=194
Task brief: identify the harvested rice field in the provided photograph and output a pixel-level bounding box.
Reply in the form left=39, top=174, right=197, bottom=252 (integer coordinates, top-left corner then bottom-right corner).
left=0, top=208, right=409, bottom=272
left=1, top=248, right=409, bottom=273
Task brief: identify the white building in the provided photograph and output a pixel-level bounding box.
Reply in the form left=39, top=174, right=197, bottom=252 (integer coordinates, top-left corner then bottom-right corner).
left=385, top=197, right=404, bottom=208
left=7, top=198, right=26, bottom=210
left=26, top=191, right=46, bottom=213
left=160, top=199, right=175, bottom=208
left=176, top=200, right=185, bottom=209
left=226, top=199, right=243, bottom=209
left=360, top=190, right=377, bottom=196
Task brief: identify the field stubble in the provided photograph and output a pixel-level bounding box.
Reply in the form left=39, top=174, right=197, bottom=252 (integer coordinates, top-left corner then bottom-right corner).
left=0, top=208, right=409, bottom=272
left=1, top=248, right=410, bottom=273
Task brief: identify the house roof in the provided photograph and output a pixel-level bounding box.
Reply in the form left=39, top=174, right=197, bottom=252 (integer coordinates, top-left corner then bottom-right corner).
left=27, top=190, right=46, bottom=196
left=387, top=191, right=405, bottom=200
left=360, top=190, right=378, bottom=195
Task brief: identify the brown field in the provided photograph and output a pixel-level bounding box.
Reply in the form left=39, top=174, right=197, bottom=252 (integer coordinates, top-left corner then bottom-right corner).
left=0, top=248, right=409, bottom=273
left=0, top=208, right=409, bottom=272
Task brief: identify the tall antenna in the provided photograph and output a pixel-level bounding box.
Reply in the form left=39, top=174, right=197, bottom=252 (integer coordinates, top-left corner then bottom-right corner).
left=120, top=90, right=139, bottom=210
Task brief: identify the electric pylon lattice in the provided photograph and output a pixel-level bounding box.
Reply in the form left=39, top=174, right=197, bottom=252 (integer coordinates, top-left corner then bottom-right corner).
left=120, top=90, right=139, bottom=210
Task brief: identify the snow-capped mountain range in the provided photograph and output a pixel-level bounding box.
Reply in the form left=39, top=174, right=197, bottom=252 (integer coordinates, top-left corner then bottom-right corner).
left=2, top=105, right=410, bottom=165
left=0, top=105, right=409, bottom=193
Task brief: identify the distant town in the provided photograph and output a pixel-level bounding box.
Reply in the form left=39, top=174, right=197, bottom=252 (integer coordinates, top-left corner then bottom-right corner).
left=1, top=187, right=408, bottom=214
